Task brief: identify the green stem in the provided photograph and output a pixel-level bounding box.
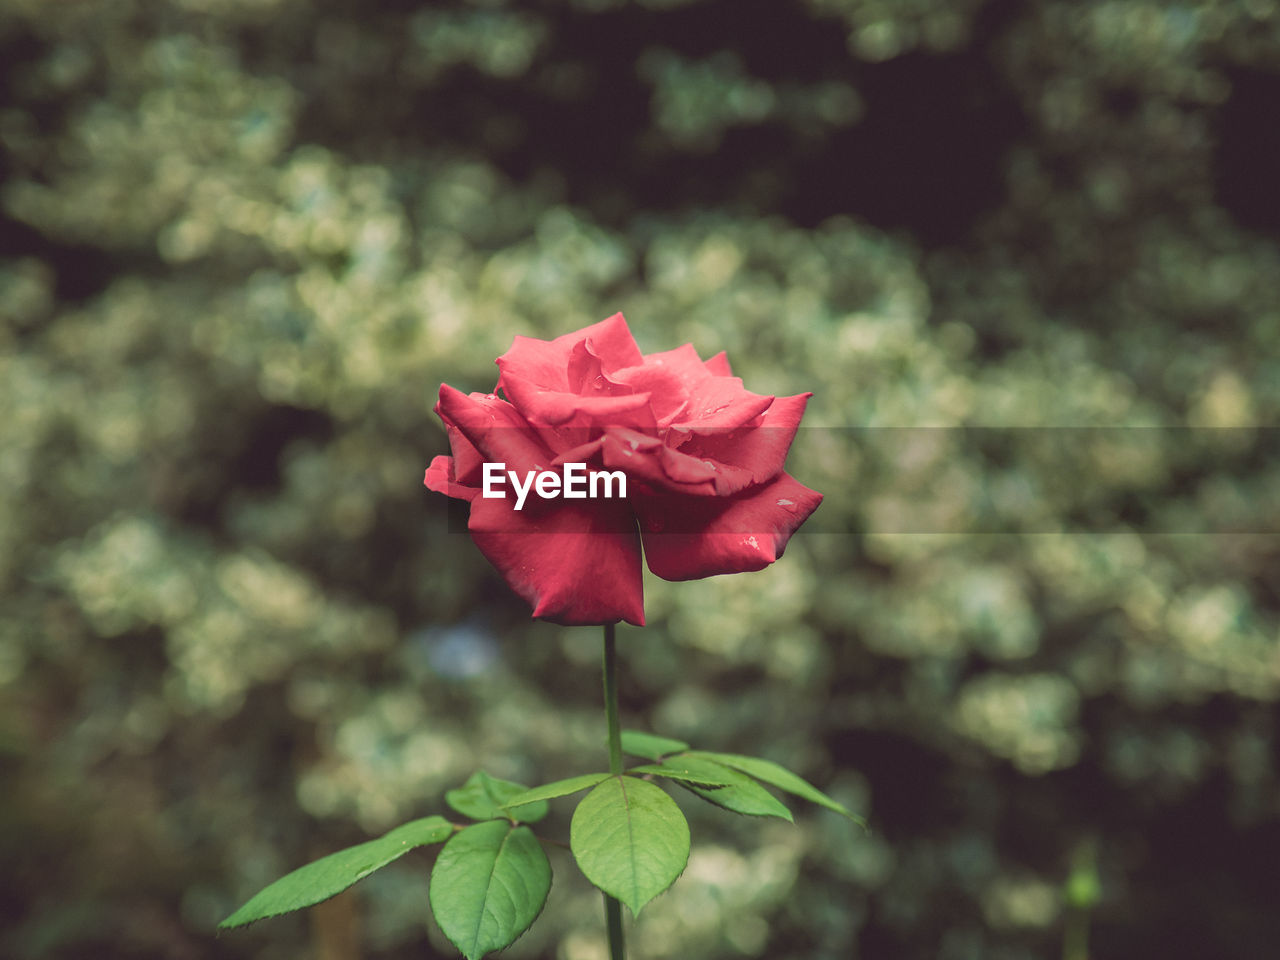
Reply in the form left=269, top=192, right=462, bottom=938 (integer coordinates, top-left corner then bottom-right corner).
left=603, top=622, right=623, bottom=777
left=601, top=622, right=625, bottom=960
left=1063, top=907, right=1089, bottom=960
left=604, top=895, right=625, bottom=960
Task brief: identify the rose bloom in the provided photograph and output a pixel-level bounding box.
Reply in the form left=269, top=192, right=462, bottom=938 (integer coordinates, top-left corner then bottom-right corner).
left=424, top=314, right=822, bottom=626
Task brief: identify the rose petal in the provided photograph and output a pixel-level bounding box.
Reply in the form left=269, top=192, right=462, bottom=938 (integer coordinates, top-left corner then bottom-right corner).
left=496, top=337, right=573, bottom=393
left=435, top=384, right=556, bottom=470
left=566, top=338, right=607, bottom=393
left=679, top=392, right=811, bottom=485
left=437, top=419, right=485, bottom=486
left=670, top=377, right=774, bottom=433
left=636, top=472, right=823, bottom=581
left=656, top=444, right=756, bottom=496
left=550, top=437, right=605, bottom=467
left=595, top=428, right=755, bottom=496
left=575, top=312, right=645, bottom=373
left=467, top=495, right=645, bottom=626
left=501, top=371, right=656, bottom=432
left=599, top=428, right=717, bottom=496
left=637, top=343, right=713, bottom=387
left=424, top=455, right=480, bottom=502
left=611, top=343, right=712, bottom=424
left=607, top=361, right=691, bottom=425
left=497, top=313, right=643, bottom=392
left=703, top=351, right=733, bottom=377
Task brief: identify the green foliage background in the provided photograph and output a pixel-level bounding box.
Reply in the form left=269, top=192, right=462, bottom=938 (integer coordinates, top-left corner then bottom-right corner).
left=2, top=0, right=1278, bottom=958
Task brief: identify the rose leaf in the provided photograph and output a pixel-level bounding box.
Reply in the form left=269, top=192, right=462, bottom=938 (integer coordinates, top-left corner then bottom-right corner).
left=673, top=759, right=796, bottom=822
left=446, top=770, right=548, bottom=824
left=570, top=776, right=690, bottom=916
left=619, top=729, right=690, bottom=761
left=500, top=773, right=613, bottom=812
left=219, top=815, right=453, bottom=929
left=627, top=756, right=737, bottom=787
left=686, top=751, right=866, bottom=826
left=429, top=820, right=551, bottom=960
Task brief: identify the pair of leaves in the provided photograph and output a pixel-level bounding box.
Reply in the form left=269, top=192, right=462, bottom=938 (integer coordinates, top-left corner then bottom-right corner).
left=220, top=771, right=552, bottom=960
left=618, top=729, right=866, bottom=827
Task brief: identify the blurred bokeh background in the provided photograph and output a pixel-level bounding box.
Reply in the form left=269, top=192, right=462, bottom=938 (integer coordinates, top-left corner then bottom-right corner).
left=2, top=0, right=1279, bottom=958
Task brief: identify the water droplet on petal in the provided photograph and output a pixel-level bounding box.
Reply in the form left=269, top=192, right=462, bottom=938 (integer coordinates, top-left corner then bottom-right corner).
left=744, top=535, right=759, bottom=550
left=485, top=393, right=498, bottom=401
left=776, top=498, right=795, bottom=509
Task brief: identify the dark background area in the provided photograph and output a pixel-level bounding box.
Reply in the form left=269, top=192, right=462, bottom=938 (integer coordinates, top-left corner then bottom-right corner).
left=2, top=1, right=1279, bottom=958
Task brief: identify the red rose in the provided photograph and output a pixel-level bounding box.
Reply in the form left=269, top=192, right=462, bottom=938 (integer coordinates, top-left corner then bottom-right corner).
left=424, top=313, right=822, bottom=626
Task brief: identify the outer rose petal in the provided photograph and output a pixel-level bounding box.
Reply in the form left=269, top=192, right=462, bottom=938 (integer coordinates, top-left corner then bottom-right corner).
left=440, top=420, right=486, bottom=486
left=635, top=472, right=823, bottom=581
left=424, top=455, right=479, bottom=502
left=435, top=384, right=554, bottom=470
left=467, top=495, right=645, bottom=626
